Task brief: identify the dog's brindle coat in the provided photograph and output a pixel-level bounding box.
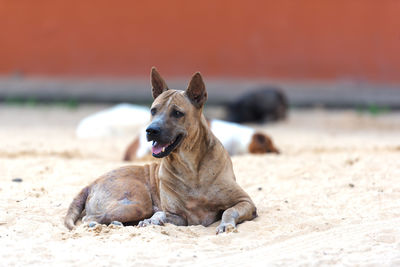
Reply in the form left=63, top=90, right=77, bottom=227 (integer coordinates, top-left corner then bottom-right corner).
left=65, top=68, right=257, bottom=234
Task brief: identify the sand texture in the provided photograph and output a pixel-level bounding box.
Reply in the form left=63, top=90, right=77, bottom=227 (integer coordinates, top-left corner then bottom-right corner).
left=1, top=105, right=399, bottom=266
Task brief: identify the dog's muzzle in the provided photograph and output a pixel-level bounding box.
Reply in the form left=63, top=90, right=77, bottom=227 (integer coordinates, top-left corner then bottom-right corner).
left=146, top=125, right=183, bottom=158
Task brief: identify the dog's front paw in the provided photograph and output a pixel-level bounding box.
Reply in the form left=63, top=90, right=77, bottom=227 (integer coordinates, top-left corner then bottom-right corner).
left=216, top=222, right=238, bottom=234
left=138, top=218, right=164, bottom=227
left=137, top=219, right=151, bottom=227
left=138, top=211, right=166, bottom=227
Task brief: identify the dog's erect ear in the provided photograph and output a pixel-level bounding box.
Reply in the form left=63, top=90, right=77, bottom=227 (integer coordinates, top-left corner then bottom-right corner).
left=151, top=67, right=169, bottom=99
left=186, top=72, right=207, bottom=108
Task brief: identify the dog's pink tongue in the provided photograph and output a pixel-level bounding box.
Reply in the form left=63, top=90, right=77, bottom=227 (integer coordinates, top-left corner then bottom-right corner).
left=152, top=143, right=166, bottom=154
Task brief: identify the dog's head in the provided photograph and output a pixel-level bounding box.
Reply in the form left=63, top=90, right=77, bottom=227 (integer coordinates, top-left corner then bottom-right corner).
left=146, top=67, right=207, bottom=158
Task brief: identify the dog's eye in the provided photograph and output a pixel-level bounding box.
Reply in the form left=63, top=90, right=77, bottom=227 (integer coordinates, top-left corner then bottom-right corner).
left=150, top=108, right=157, bottom=116
left=172, top=110, right=184, bottom=118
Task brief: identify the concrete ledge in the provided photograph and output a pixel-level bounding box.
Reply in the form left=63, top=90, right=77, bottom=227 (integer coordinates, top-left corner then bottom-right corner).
left=1, top=76, right=400, bottom=109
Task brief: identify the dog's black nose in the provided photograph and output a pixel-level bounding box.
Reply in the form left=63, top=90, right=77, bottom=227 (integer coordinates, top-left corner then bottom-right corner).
left=146, top=125, right=161, bottom=138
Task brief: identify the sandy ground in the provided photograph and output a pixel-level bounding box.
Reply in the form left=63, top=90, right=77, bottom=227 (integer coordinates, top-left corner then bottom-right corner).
left=0, top=105, right=399, bottom=266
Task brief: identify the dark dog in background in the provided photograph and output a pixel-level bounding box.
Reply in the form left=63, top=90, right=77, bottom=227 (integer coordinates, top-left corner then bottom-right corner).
left=226, top=88, right=288, bottom=123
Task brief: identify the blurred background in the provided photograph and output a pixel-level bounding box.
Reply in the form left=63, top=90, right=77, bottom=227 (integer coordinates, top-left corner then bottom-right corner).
left=0, top=0, right=399, bottom=109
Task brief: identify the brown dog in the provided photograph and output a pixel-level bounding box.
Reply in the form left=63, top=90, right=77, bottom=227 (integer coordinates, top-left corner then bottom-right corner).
left=65, top=68, right=257, bottom=234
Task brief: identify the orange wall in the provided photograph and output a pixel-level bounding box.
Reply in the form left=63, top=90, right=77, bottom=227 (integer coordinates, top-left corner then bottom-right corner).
left=0, top=0, right=399, bottom=81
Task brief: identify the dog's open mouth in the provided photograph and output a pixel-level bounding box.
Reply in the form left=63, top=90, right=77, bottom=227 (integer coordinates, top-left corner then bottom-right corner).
left=151, top=134, right=183, bottom=158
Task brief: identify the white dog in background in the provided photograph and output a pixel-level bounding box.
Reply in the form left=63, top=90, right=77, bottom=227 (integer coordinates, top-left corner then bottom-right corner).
left=76, top=104, right=150, bottom=138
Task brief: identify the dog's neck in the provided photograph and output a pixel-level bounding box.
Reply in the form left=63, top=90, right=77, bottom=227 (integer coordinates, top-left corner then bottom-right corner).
left=160, top=113, right=220, bottom=182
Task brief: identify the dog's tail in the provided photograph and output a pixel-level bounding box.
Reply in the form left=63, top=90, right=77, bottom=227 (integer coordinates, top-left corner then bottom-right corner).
left=64, top=186, right=89, bottom=230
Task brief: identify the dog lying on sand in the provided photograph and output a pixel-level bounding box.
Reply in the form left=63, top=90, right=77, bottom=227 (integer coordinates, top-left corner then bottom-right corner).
left=65, top=68, right=257, bottom=234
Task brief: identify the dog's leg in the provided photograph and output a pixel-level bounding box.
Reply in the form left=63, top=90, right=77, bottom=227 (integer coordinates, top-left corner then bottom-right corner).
left=164, top=212, right=187, bottom=226
left=137, top=211, right=166, bottom=226
left=138, top=211, right=187, bottom=227
left=216, top=201, right=257, bottom=234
